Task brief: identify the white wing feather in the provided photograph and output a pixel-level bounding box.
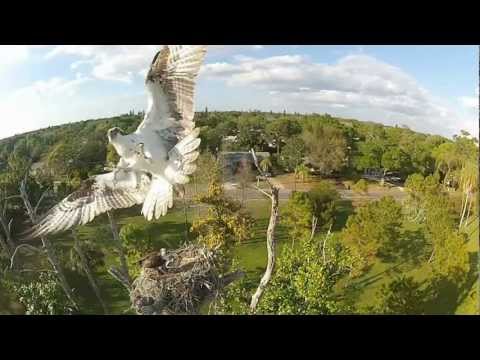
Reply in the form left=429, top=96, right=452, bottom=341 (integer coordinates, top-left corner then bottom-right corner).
left=136, top=45, right=207, bottom=141
left=137, top=46, right=206, bottom=220
left=27, top=170, right=150, bottom=238
left=141, top=176, right=174, bottom=221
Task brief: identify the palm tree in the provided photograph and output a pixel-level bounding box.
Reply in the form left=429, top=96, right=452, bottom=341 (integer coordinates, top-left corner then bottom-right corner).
left=295, top=164, right=310, bottom=184
left=260, top=157, right=272, bottom=174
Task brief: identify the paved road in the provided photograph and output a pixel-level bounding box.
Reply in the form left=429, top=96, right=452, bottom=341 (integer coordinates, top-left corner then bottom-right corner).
left=220, top=181, right=407, bottom=203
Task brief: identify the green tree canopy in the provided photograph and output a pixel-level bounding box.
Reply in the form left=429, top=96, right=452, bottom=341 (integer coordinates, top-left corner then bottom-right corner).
left=381, top=148, right=412, bottom=176
left=256, top=235, right=355, bottom=315
left=341, top=197, right=403, bottom=275
left=303, top=123, right=348, bottom=176
left=280, top=136, right=306, bottom=171
left=308, top=181, right=340, bottom=230
left=265, top=117, right=302, bottom=156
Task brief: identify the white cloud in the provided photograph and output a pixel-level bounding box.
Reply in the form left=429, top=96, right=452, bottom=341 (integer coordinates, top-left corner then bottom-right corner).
left=45, top=45, right=265, bottom=83
left=0, top=46, right=29, bottom=71
left=46, top=45, right=162, bottom=83
left=459, top=96, right=478, bottom=110
left=0, top=75, right=92, bottom=138
left=201, top=53, right=474, bottom=137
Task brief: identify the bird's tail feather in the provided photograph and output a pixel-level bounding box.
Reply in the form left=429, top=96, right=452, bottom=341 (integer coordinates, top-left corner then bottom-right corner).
left=141, top=176, right=173, bottom=221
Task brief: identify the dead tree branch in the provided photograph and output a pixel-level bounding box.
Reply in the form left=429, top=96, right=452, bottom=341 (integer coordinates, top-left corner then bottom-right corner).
left=322, top=223, right=333, bottom=265
left=249, top=149, right=280, bottom=313
left=108, top=267, right=132, bottom=292
left=19, top=177, right=79, bottom=311
left=0, top=192, right=15, bottom=255
left=72, top=230, right=109, bottom=314
left=107, top=211, right=131, bottom=286
left=10, top=244, right=43, bottom=270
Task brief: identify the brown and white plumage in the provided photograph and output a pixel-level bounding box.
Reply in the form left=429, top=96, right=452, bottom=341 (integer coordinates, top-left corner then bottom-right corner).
left=27, top=169, right=151, bottom=238
left=27, top=45, right=207, bottom=238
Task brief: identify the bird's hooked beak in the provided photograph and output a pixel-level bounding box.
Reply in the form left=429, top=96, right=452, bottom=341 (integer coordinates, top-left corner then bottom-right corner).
left=108, top=127, right=125, bottom=142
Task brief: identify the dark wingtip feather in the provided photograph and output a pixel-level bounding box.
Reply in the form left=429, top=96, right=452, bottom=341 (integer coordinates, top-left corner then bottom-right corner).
left=17, top=225, right=43, bottom=243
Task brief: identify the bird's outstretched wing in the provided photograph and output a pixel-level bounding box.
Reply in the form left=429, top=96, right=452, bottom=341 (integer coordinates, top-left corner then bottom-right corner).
left=142, top=130, right=201, bottom=221
left=136, top=46, right=206, bottom=221
left=25, top=169, right=151, bottom=239
left=136, top=45, right=207, bottom=146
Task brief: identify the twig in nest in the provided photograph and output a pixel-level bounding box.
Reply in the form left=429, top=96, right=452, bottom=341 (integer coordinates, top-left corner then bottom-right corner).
left=130, top=244, right=241, bottom=315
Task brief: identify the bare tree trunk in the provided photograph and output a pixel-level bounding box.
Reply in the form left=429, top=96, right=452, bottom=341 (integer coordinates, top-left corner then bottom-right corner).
left=41, top=237, right=79, bottom=308
left=459, top=190, right=470, bottom=229
left=322, top=223, right=332, bottom=266
left=445, top=166, right=451, bottom=187
left=182, top=195, right=189, bottom=242
left=20, top=180, right=79, bottom=311
left=0, top=196, right=15, bottom=255
left=249, top=149, right=280, bottom=314
left=428, top=248, right=435, bottom=264
left=0, top=216, right=15, bottom=253
left=194, top=176, right=200, bottom=218
left=465, top=195, right=473, bottom=227
left=72, top=230, right=108, bottom=314
left=0, top=232, right=12, bottom=258
left=311, top=216, right=318, bottom=240
left=107, top=211, right=131, bottom=286
left=250, top=187, right=279, bottom=313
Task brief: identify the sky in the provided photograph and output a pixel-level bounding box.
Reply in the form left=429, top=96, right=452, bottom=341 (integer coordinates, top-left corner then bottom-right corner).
left=0, top=45, right=478, bottom=140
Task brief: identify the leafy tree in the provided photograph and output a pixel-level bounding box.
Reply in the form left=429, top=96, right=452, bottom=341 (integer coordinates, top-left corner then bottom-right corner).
left=237, top=115, right=267, bottom=150
left=354, top=141, right=384, bottom=171
left=120, top=223, right=154, bottom=278
left=6, top=272, right=74, bottom=315
left=458, top=157, right=478, bottom=227
left=428, top=230, right=469, bottom=282
left=265, top=118, right=301, bottom=156
left=192, top=176, right=253, bottom=253
left=255, top=235, right=355, bottom=314
left=200, top=127, right=223, bottom=154
left=341, top=197, right=403, bottom=275
left=421, top=190, right=470, bottom=281
left=303, top=123, right=347, bottom=176
left=295, top=164, right=310, bottom=183
left=406, top=141, right=437, bottom=176
left=404, top=173, right=441, bottom=223
left=106, top=143, right=120, bottom=166
left=371, top=276, right=427, bottom=315
left=432, top=142, right=459, bottom=186
left=259, top=157, right=272, bottom=174
left=282, top=192, right=314, bottom=242
left=308, top=181, right=340, bottom=230
left=381, top=148, right=411, bottom=177
left=280, top=136, right=306, bottom=172
left=46, top=141, right=79, bottom=179
left=352, top=179, right=368, bottom=194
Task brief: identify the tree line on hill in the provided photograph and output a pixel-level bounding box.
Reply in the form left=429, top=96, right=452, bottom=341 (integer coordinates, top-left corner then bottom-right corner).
left=0, top=110, right=477, bottom=314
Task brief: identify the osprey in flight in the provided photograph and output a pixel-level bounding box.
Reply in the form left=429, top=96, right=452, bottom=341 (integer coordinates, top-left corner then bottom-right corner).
left=28, top=45, right=207, bottom=238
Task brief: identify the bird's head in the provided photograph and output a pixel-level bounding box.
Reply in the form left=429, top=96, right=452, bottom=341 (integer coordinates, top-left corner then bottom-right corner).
left=107, top=127, right=125, bottom=142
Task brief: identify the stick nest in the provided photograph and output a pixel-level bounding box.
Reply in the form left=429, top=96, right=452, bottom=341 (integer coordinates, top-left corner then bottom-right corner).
left=130, top=244, right=224, bottom=315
